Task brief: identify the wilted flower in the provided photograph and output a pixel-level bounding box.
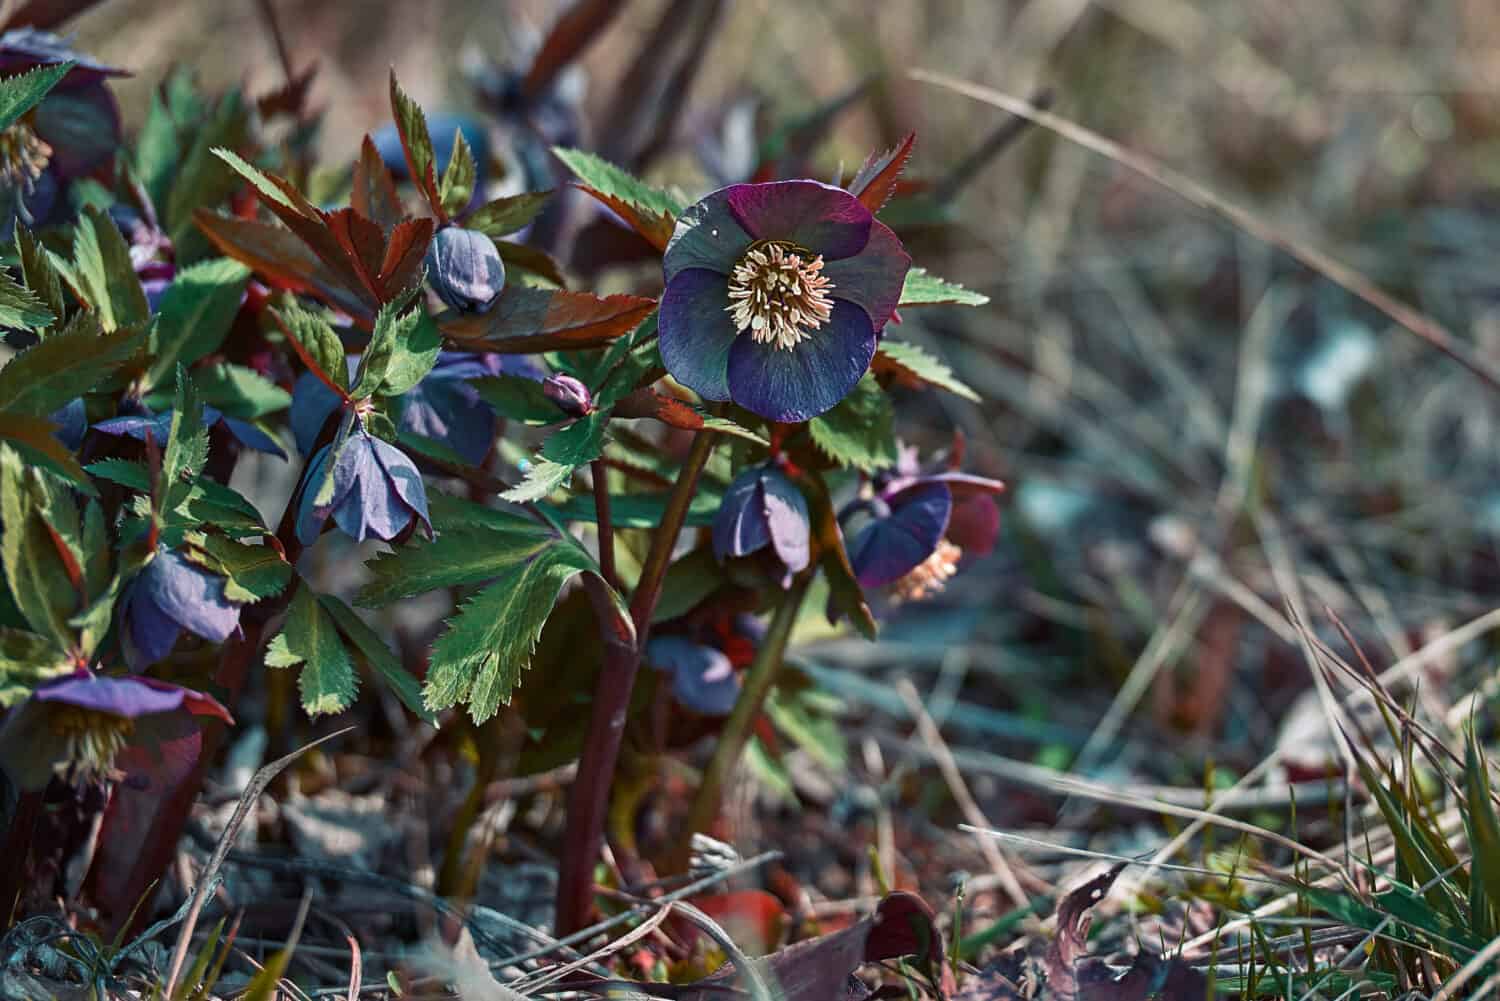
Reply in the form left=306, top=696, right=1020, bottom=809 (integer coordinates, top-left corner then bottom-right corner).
left=541, top=373, right=594, bottom=417
left=290, top=352, right=540, bottom=464
left=0, top=671, right=230, bottom=789
left=844, top=456, right=1004, bottom=603
left=712, top=463, right=810, bottom=587
left=659, top=180, right=910, bottom=422
left=121, top=548, right=243, bottom=669
left=93, top=406, right=286, bottom=459
left=426, top=226, right=506, bottom=314
left=296, top=428, right=431, bottom=545
left=0, top=30, right=125, bottom=230
left=646, top=635, right=739, bottom=716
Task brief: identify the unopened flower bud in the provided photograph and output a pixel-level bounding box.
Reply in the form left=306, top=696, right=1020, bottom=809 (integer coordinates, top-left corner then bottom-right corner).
left=542, top=373, right=594, bottom=417
left=425, top=227, right=505, bottom=314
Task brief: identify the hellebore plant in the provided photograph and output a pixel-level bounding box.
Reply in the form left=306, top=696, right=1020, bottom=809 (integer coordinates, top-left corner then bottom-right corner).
left=0, top=46, right=998, bottom=948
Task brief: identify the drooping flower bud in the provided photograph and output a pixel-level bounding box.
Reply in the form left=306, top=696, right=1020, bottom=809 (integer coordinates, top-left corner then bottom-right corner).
left=425, top=227, right=505, bottom=314
left=542, top=373, right=594, bottom=417
left=712, top=464, right=810, bottom=588
left=295, top=429, right=432, bottom=545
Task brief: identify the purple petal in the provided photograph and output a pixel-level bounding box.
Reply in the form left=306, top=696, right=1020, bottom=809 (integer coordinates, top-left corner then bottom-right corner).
left=947, top=494, right=1001, bottom=558
left=33, top=673, right=186, bottom=718
left=370, top=436, right=431, bottom=531
left=714, top=467, right=771, bottom=560
left=821, top=219, right=910, bottom=332
left=760, top=469, right=811, bottom=577
left=290, top=370, right=342, bottom=455
left=93, top=411, right=174, bottom=443
left=124, top=582, right=182, bottom=669
left=848, top=482, right=952, bottom=589
left=399, top=376, right=495, bottom=465
left=646, top=637, right=739, bottom=716
left=32, top=84, right=121, bottom=179
left=139, top=549, right=241, bottom=644
left=659, top=268, right=738, bottom=403
left=663, top=186, right=755, bottom=283
left=881, top=471, right=1005, bottom=503
left=725, top=299, right=875, bottom=422
left=724, top=180, right=872, bottom=261
left=294, top=443, right=342, bottom=545
left=219, top=415, right=287, bottom=459
left=324, top=433, right=430, bottom=542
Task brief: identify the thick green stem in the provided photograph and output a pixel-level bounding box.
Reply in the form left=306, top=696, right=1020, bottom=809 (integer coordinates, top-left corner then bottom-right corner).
left=555, top=430, right=716, bottom=935
left=679, top=574, right=810, bottom=862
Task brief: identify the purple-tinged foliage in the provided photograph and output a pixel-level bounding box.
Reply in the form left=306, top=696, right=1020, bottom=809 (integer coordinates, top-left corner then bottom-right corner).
left=426, top=226, right=506, bottom=314
left=31, top=671, right=229, bottom=720
left=646, top=636, right=740, bottom=716
left=92, top=407, right=286, bottom=459
left=712, top=464, right=811, bottom=587
left=121, top=549, right=243, bottom=669
left=296, top=429, right=432, bottom=545
left=542, top=373, right=594, bottom=417
left=659, top=180, right=910, bottom=422
left=50, top=397, right=87, bottom=449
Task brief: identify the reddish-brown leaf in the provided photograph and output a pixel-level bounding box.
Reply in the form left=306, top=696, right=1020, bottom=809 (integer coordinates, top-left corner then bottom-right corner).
left=353, top=135, right=404, bottom=232
left=848, top=132, right=915, bottom=214
left=378, top=217, right=435, bottom=298
left=521, top=0, right=626, bottom=100
left=494, top=239, right=568, bottom=287
left=194, top=211, right=372, bottom=320
left=612, top=389, right=702, bottom=430
left=0, top=413, right=92, bottom=489
left=439, top=287, right=655, bottom=354
left=255, top=63, right=318, bottom=121
left=573, top=183, right=676, bottom=251
left=326, top=207, right=388, bottom=301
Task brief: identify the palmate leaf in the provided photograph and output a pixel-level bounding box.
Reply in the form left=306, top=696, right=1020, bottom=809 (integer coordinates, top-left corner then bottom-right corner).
left=190, top=535, right=291, bottom=603
left=439, top=286, right=656, bottom=354
left=0, top=320, right=139, bottom=417
left=194, top=210, right=372, bottom=319
left=898, top=267, right=989, bottom=307
left=424, top=541, right=604, bottom=723
left=318, top=594, right=434, bottom=724
left=808, top=374, right=898, bottom=471
left=0, top=61, right=73, bottom=132
left=145, top=258, right=252, bottom=390
left=352, top=295, right=441, bottom=399
left=356, top=517, right=555, bottom=607
left=265, top=585, right=357, bottom=718
left=539, top=411, right=609, bottom=466
left=553, top=147, right=681, bottom=251
left=0, top=270, right=53, bottom=331
left=873, top=339, right=981, bottom=402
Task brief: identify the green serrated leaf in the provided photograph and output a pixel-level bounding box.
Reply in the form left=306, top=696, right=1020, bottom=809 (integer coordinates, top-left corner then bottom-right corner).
left=85, top=458, right=149, bottom=491
left=437, top=127, right=477, bottom=218
left=357, top=521, right=555, bottom=607
left=275, top=301, right=348, bottom=391
left=501, top=457, right=577, bottom=503
left=808, top=374, right=897, bottom=471
left=0, top=61, right=73, bottom=133
left=318, top=594, right=436, bottom=725
left=161, top=367, right=208, bottom=499
left=15, top=225, right=64, bottom=326
left=165, top=93, right=251, bottom=249
left=898, top=267, right=989, bottom=307
left=191, top=535, right=291, bottom=603
left=540, top=411, right=608, bottom=466
left=212, top=147, right=299, bottom=213
left=354, top=297, right=440, bottom=398
left=0, top=449, right=79, bottom=648
left=0, top=320, right=138, bottom=417
left=876, top=339, right=980, bottom=402
left=552, top=147, right=683, bottom=218
left=472, top=373, right=565, bottom=424
left=145, top=258, right=252, bottom=389
left=0, top=626, right=73, bottom=706
left=424, top=541, right=598, bottom=722
left=0, top=412, right=92, bottom=489
left=134, top=89, right=180, bottom=209
left=71, top=206, right=150, bottom=332
left=465, top=191, right=553, bottom=238
left=177, top=362, right=291, bottom=420
left=388, top=73, right=438, bottom=207
left=0, top=269, right=52, bottom=331
left=550, top=486, right=722, bottom=530
left=265, top=585, right=357, bottom=718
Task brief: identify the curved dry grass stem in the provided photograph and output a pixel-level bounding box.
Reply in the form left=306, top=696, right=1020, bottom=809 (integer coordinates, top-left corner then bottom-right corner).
left=910, top=69, right=1500, bottom=393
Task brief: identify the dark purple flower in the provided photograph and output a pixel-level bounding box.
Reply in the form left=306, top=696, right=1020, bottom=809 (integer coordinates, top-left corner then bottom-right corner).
left=92, top=407, right=286, bottom=459
left=296, top=428, right=431, bottom=545
left=290, top=352, right=538, bottom=464
left=426, top=226, right=505, bottom=314
left=0, top=670, right=230, bottom=789
left=646, top=636, right=740, bottom=716
left=121, top=548, right=243, bottom=669
left=659, top=180, right=910, bottom=423
left=712, top=464, right=810, bottom=587
left=541, top=373, right=594, bottom=417
left=844, top=464, right=1004, bottom=602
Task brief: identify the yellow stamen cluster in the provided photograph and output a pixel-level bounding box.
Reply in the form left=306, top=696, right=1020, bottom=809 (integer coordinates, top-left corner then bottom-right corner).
left=48, top=706, right=132, bottom=783
left=0, top=120, right=51, bottom=192
left=726, top=241, right=835, bottom=351
left=892, top=539, right=962, bottom=603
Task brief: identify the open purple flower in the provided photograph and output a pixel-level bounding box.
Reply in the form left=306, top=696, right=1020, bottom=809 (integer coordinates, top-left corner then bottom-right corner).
left=844, top=461, right=1004, bottom=603
left=121, top=548, right=243, bottom=669
left=0, top=30, right=125, bottom=230
left=93, top=407, right=286, bottom=459
left=660, top=180, right=910, bottom=423
left=712, top=464, right=810, bottom=587
left=646, top=636, right=740, bottom=716
left=0, top=670, right=230, bottom=789
left=296, top=428, right=431, bottom=545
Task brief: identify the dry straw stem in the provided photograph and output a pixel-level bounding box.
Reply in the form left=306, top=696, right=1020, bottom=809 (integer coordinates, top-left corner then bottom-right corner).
left=911, top=70, right=1500, bottom=394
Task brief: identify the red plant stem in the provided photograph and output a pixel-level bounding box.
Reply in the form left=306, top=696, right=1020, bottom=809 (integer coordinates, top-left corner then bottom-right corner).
left=590, top=460, right=618, bottom=591
left=676, top=572, right=808, bottom=870
left=554, top=430, right=716, bottom=936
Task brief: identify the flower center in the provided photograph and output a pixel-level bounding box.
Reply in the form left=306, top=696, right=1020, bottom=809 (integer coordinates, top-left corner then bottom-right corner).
left=726, top=240, right=835, bottom=351
left=0, top=119, right=51, bottom=192
left=891, top=538, right=962, bottom=603
left=48, top=706, right=133, bottom=783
